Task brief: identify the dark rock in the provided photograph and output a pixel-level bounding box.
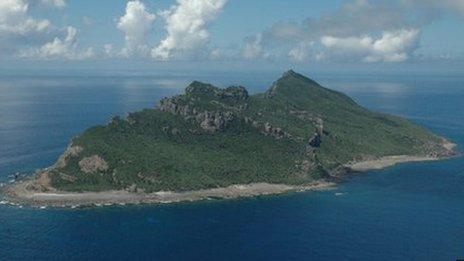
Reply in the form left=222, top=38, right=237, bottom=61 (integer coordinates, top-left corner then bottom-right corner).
left=308, top=132, right=322, bottom=148
left=222, top=86, right=249, bottom=100
left=198, top=111, right=234, bottom=132
left=262, top=122, right=285, bottom=139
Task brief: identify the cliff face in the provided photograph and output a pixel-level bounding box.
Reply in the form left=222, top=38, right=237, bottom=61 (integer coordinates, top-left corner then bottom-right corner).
left=38, top=71, right=453, bottom=193
left=159, top=83, right=249, bottom=133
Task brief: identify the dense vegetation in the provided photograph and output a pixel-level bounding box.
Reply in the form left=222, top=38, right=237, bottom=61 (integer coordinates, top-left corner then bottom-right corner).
left=47, top=70, right=446, bottom=192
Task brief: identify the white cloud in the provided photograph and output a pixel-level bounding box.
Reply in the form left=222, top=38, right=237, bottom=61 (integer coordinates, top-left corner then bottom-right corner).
left=40, top=0, right=66, bottom=8
left=117, top=0, right=156, bottom=58
left=0, top=1, right=93, bottom=60
left=243, top=34, right=263, bottom=59
left=152, top=0, right=228, bottom=61
left=37, top=26, right=76, bottom=58
left=104, top=43, right=115, bottom=57
left=289, top=41, right=314, bottom=62
left=0, top=0, right=51, bottom=36
left=321, top=28, right=421, bottom=62
left=19, top=26, right=94, bottom=60
left=242, top=0, right=464, bottom=63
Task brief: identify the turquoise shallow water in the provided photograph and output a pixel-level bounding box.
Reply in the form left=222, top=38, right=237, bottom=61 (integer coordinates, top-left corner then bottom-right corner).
left=0, top=72, right=463, bottom=260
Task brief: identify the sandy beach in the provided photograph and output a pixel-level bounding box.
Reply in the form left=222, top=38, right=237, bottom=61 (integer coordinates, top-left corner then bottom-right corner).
left=345, top=140, right=457, bottom=172
left=4, top=181, right=335, bottom=207
left=3, top=140, right=457, bottom=208
left=344, top=155, right=438, bottom=172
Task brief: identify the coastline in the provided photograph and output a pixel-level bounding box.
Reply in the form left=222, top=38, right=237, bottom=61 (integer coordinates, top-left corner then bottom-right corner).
left=3, top=141, right=457, bottom=208
left=3, top=181, right=335, bottom=208
left=344, top=155, right=439, bottom=172
left=344, top=139, right=458, bottom=172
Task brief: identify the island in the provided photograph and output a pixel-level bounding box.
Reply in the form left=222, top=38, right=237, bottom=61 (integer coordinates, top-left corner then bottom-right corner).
left=5, top=70, right=456, bottom=206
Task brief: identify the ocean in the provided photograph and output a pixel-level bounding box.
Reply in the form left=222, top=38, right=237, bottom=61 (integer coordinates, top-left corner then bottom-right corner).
left=0, top=71, right=463, bottom=260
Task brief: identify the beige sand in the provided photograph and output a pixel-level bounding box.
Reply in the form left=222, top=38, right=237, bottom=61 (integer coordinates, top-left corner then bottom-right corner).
left=3, top=140, right=457, bottom=208
left=5, top=181, right=334, bottom=207
left=345, top=155, right=439, bottom=172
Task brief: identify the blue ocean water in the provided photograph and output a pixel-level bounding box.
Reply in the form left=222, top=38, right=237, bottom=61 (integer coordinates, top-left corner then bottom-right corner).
left=0, top=72, right=463, bottom=260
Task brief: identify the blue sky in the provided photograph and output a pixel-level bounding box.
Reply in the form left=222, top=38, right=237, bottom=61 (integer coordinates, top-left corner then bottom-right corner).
left=1, top=0, right=464, bottom=73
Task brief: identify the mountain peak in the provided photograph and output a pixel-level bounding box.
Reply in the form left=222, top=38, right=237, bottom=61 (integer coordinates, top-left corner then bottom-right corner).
left=266, top=70, right=321, bottom=99
left=280, top=69, right=316, bottom=82
left=185, top=81, right=218, bottom=96
left=282, top=69, right=298, bottom=77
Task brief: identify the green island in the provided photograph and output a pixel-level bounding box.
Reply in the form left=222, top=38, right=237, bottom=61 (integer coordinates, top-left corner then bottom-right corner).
left=6, top=70, right=456, bottom=206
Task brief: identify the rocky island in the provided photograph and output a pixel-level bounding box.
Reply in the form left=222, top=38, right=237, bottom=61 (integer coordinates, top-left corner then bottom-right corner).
left=5, top=70, right=456, bottom=206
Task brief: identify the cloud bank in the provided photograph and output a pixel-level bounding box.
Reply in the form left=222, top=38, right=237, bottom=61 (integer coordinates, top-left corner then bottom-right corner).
left=0, top=0, right=92, bottom=60
left=152, top=0, right=228, bottom=60
left=0, top=0, right=462, bottom=64
left=321, top=28, right=421, bottom=62
left=244, top=0, right=463, bottom=63
left=117, top=0, right=156, bottom=58
left=20, top=26, right=94, bottom=60
left=0, top=0, right=51, bottom=36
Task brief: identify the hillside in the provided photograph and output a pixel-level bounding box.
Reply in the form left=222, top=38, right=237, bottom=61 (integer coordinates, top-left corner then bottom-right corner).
left=20, top=70, right=454, bottom=193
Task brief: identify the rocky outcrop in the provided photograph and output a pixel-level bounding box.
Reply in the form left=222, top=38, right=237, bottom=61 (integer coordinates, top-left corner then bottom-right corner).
left=308, top=133, right=322, bottom=147
left=221, top=86, right=249, bottom=100
left=185, top=82, right=249, bottom=101
left=289, top=110, right=326, bottom=147
left=308, top=117, right=324, bottom=148
left=24, top=171, right=53, bottom=192
left=266, top=82, right=279, bottom=99
left=244, top=117, right=293, bottom=140
left=160, top=98, right=235, bottom=133
left=198, top=111, right=234, bottom=132
left=263, top=122, right=286, bottom=139
left=424, top=138, right=458, bottom=158
left=159, top=83, right=244, bottom=133
left=78, top=155, right=109, bottom=174
left=159, top=96, right=191, bottom=116
left=55, top=144, right=83, bottom=169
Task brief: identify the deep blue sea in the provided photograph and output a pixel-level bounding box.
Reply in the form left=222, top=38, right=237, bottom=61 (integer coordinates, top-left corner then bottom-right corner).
left=0, top=71, right=463, bottom=260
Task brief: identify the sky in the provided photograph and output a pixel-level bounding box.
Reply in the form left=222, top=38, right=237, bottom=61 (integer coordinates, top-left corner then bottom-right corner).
left=1, top=0, right=464, bottom=74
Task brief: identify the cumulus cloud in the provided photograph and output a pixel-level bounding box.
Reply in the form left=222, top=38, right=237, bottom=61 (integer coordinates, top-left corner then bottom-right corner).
left=19, top=26, right=94, bottom=60
left=243, top=0, right=463, bottom=63
left=321, top=28, right=421, bottom=62
left=0, top=0, right=51, bottom=36
left=152, top=0, right=228, bottom=61
left=117, top=0, right=156, bottom=58
left=0, top=0, right=93, bottom=60
left=303, top=0, right=410, bottom=38
left=104, top=43, right=115, bottom=57
left=289, top=41, right=314, bottom=62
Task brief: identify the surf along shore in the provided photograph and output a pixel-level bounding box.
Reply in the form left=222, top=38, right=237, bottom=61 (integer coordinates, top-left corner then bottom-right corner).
left=3, top=181, right=335, bottom=208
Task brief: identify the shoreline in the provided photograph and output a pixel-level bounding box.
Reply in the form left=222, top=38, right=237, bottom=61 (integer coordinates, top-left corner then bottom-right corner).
left=3, top=181, right=335, bottom=208
left=344, top=140, right=458, bottom=172
left=344, top=155, right=439, bottom=172
left=3, top=141, right=457, bottom=208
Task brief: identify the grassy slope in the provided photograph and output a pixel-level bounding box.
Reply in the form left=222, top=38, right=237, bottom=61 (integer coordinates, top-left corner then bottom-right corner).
left=49, top=71, right=444, bottom=192
left=261, top=71, right=443, bottom=169
left=53, top=111, right=310, bottom=192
